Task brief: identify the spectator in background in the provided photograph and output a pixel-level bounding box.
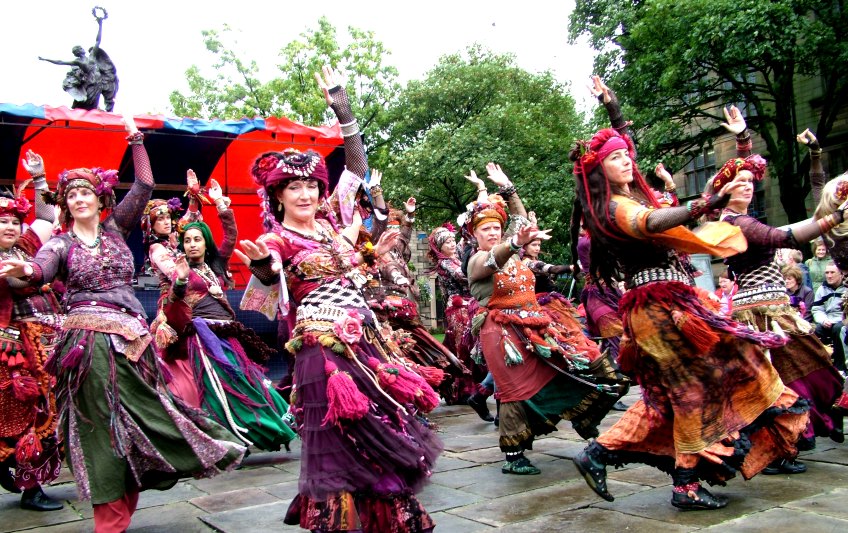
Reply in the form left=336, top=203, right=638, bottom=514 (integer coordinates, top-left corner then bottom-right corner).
left=784, top=249, right=812, bottom=289
left=784, top=265, right=814, bottom=323
left=806, top=238, right=830, bottom=293
left=812, top=261, right=847, bottom=372
left=715, top=269, right=738, bottom=317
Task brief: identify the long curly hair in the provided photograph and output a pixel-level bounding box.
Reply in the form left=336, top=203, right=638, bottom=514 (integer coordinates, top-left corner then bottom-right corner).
left=569, top=128, right=659, bottom=286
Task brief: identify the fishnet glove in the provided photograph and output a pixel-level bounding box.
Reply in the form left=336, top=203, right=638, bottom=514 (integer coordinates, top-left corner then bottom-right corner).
left=328, top=86, right=368, bottom=178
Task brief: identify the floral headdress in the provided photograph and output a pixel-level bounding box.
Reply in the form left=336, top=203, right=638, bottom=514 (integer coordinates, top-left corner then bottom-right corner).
left=56, top=168, right=119, bottom=200
left=710, top=154, right=767, bottom=192
left=0, top=181, right=33, bottom=221
left=141, top=197, right=182, bottom=243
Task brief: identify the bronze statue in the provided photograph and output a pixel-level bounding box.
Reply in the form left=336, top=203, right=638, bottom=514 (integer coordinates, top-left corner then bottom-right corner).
left=39, top=7, right=118, bottom=112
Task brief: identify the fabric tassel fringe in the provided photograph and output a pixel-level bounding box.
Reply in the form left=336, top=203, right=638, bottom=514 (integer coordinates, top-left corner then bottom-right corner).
left=10, top=371, right=39, bottom=402
left=674, top=311, right=720, bottom=353
left=414, top=365, right=446, bottom=387
left=503, top=337, right=524, bottom=366
left=322, top=359, right=370, bottom=426
left=366, top=357, right=440, bottom=412
left=15, top=430, right=42, bottom=464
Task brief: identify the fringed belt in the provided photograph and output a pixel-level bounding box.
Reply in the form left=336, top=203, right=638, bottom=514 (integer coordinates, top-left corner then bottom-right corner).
left=732, top=283, right=790, bottom=312
left=627, top=267, right=691, bottom=289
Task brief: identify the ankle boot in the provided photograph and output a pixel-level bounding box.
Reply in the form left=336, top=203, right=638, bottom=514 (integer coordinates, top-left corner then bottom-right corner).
left=573, top=441, right=614, bottom=501
left=20, top=486, right=63, bottom=511
left=467, top=393, right=494, bottom=421
left=670, top=468, right=728, bottom=511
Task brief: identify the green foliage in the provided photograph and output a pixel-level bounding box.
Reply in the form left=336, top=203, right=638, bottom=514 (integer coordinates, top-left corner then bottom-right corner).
left=377, top=46, right=585, bottom=263
left=169, top=18, right=400, bottom=147
left=570, top=0, right=848, bottom=222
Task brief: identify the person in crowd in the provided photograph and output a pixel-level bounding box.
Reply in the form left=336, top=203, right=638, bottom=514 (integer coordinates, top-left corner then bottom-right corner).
left=784, top=265, right=814, bottom=323
left=0, top=152, right=63, bottom=511
left=811, top=261, right=847, bottom=372
left=806, top=238, right=830, bottom=293
left=570, top=77, right=808, bottom=511
left=0, top=117, right=244, bottom=532
left=783, top=249, right=812, bottom=289
left=237, top=67, right=441, bottom=533
left=714, top=269, right=738, bottom=317
left=465, top=162, right=627, bottom=475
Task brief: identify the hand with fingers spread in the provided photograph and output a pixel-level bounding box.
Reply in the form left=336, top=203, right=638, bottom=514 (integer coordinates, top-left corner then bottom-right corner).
left=514, top=225, right=552, bottom=247
left=720, top=105, right=747, bottom=135
left=314, top=65, right=344, bottom=106
left=21, top=150, right=45, bottom=177
left=465, top=170, right=486, bottom=192
left=404, top=197, right=416, bottom=214
left=0, top=259, right=33, bottom=279
left=375, top=229, right=401, bottom=257
left=369, top=168, right=382, bottom=189
left=484, top=162, right=512, bottom=188
left=174, top=253, right=191, bottom=282
left=186, top=169, right=201, bottom=196
left=796, top=128, right=820, bottom=150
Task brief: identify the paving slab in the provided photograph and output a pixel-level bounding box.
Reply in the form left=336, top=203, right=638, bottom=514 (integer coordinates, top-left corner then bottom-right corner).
left=449, top=478, right=642, bottom=527
left=699, top=506, right=848, bottom=532
left=200, top=501, right=290, bottom=533
left=431, top=510, right=495, bottom=533
left=782, top=486, right=848, bottom=521
left=431, top=455, right=478, bottom=473
left=187, top=466, right=296, bottom=493
left=485, top=507, right=694, bottom=533
left=190, top=487, right=281, bottom=513
left=416, top=483, right=484, bottom=513
left=261, top=480, right=299, bottom=502
left=0, top=492, right=85, bottom=533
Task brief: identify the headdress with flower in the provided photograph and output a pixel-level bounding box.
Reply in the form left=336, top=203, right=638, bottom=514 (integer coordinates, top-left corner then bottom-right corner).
left=141, top=197, right=183, bottom=243
left=427, top=222, right=457, bottom=263
left=709, top=154, right=767, bottom=193
left=0, top=182, right=33, bottom=221
left=51, top=168, right=120, bottom=223
left=459, top=194, right=508, bottom=247
left=250, top=149, right=331, bottom=231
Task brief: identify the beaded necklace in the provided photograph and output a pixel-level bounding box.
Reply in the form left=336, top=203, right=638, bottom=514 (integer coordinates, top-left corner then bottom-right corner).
left=0, top=246, right=25, bottom=262
left=192, top=262, right=224, bottom=299
left=70, top=225, right=102, bottom=250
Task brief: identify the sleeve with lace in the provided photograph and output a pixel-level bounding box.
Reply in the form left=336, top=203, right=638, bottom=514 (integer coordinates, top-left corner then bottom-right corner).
left=810, top=146, right=826, bottom=206
left=440, top=258, right=467, bottom=284
left=736, top=131, right=752, bottom=158
left=328, top=86, right=368, bottom=178
left=601, top=90, right=631, bottom=136
left=111, top=142, right=154, bottom=237
left=28, top=235, right=70, bottom=285
left=730, top=214, right=798, bottom=249
left=217, top=208, right=237, bottom=263
left=248, top=255, right=281, bottom=286
left=33, top=185, right=55, bottom=224
left=149, top=243, right=176, bottom=279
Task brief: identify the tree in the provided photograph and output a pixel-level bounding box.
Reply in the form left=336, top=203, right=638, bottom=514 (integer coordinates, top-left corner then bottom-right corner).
left=375, top=46, right=585, bottom=263
left=169, top=18, right=400, bottom=147
left=570, top=0, right=848, bottom=222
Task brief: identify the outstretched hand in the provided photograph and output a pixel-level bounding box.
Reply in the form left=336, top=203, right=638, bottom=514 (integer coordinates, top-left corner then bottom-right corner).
left=174, top=254, right=190, bottom=281
left=484, top=162, right=511, bottom=188
left=515, top=225, right=552, bottom=247
left=404, top=197, right=416, bottom=214
left=369, top=168, right=382, bottom=188
left=375, top=229, right=401, bottom=256
left=588, top=75, right=611, bottom=104
left=465, top=170, right=485, bottom=190
left=236, top=239, right=282, bottom=272
left=207, top=178, right=223, bottom=202
left=21, top=150, right=45, bottom=177
left=314, top=65, right=343, bottom=106
left=720, top=105, right=746, bottom=135
left=0, top=259, right=32, bottom=279
left=186, top=169, right=200, bottom=195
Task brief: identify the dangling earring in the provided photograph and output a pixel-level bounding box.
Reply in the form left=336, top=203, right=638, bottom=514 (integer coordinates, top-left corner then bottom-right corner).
left=277, top=202, right=283, bottom=212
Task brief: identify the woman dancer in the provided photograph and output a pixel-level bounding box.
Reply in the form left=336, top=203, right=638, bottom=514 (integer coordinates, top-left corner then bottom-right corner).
left=0, top=153, right=63, bottom=511
left=238, top=67, right=440, bottom=532
left=570, top=81, right=808, bottom=510
left=711, top=116, right=845, bottom=461
left=466, top=162, right=626, bottom=475
left=0, top=118, right=244, bottom=532
left=161, top=212, right=296, bottom=451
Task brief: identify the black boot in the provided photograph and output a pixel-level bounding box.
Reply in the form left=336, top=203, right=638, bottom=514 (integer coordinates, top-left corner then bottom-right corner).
left=670, top=468, right=728, bottom=511
left=467, top=393, right=494, bottom=422
left=573, top=441, right=614, bottom=501
left=762, top=458, right=807, bottom=475
left=20, top=486, right=63, bottom=511
left=0, top=460, right=21, bottom=493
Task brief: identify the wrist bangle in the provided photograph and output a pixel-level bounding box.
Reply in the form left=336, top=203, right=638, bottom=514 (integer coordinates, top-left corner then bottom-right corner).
left=498, top=184, right=517, bottom=198
left=340, top=119, right=360, bottom=138
left=664, top=183, right=677, bottom=192
left=508, top=236, right=521, bottom=252
left=369, top=185, right=383, bottom=197
left=126, top=132, right=144, bottom=145
left=175, top=277, right=188, bottom=286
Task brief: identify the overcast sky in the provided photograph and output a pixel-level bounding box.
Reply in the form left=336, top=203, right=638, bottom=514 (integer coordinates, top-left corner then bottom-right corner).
left=1, top=0, right=598, bottom=119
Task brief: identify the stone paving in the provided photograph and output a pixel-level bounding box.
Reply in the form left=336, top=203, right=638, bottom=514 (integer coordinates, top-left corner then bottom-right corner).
left=3, top=388, right=848, bottom=532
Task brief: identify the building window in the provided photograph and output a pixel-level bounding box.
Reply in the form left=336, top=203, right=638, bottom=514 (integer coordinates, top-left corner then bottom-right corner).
left=684, top=148, right=716, bottom=196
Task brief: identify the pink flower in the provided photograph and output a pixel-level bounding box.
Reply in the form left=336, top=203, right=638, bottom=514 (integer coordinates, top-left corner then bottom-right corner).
left=334, top=312, right=364, bottom=345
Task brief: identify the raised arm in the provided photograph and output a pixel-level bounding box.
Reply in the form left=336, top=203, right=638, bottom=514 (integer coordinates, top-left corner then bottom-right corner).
left=208, top=178, right=237, bottom=261
left=798, top=129, right=826, bottom=206
left=467, top=225, right=551, bottom=283
left=719, top=105, right=752, bottom=158
left=590, top=76, right=631, bottom=136
left=20, top=150, right=56, bottom=243
left=484, top=163, right=527, bottom=219
left=111, top=117, right=154, bottom=235
left=315, top=66, right=367, bottom=178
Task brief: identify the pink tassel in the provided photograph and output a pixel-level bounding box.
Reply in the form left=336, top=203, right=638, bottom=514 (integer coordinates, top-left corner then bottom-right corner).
left=10, top=371, right=39, bottom=402
left=62, top=344, right=86, bottom=369
left=367, top=357, right=440, bottom=413
left=322, top=359, right=370, bottom=426
left=415, top=365, right=446, bottom=387
left=15, top=430, right=42, bottom=464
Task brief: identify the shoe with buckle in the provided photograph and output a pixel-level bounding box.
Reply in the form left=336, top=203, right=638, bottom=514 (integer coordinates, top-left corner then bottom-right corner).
left=671, top=484, right=728, bottom=511
left=573, top=449, right=614, bottom=501
left=20, top=488, right=63, bottom=512
left=761, top=459, right=807, bottom=475
left=501, top=456, right=541, bottom=475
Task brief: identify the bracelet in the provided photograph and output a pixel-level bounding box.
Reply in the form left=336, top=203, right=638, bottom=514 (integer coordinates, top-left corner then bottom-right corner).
left=404, top=214, right=415, bottom=223
left=175, top=277, right=188, bottom=286
left=508, top=236, right=521, bottom=252
left=810, top=148, right=822, bottom=156
left=32, top=175, right=48, bottom=189
left=498, top=184, right=517, bottom=198
left=126, top=132, right=144, bottom=145
left=685, top=198, right=710, bottom=218
left=340, top=119, right=360, bottom=138
left=664, top=183, right=677, bottom=192
left=370, top=185, right=383, bottom=197
left=818, top=214, right=840, bottom=234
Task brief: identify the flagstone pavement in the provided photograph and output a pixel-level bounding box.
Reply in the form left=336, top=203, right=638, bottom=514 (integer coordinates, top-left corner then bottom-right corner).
left=3, top=388, right=847, bottom=532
